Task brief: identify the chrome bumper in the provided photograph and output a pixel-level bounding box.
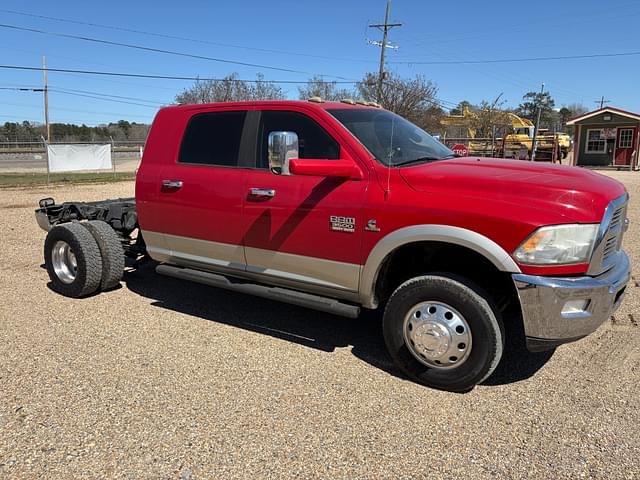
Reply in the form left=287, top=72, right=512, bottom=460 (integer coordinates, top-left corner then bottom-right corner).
left=513, top=251, right=631, bottom=352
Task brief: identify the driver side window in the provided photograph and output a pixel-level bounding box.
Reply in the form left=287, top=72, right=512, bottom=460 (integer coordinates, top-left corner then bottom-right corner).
left=257, top=110, right=339, bottom=169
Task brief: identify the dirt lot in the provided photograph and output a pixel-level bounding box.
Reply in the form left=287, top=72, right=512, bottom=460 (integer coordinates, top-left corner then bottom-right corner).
left=1, top=171, right=639, bottom=479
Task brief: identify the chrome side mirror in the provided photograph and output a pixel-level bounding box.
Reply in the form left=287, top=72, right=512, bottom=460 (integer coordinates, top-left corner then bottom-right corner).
left=268, top=131, right=298, bottom=175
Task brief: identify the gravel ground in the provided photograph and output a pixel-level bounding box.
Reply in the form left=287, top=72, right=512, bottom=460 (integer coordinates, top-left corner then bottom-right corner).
left=1, top=172, right=639, bottom=479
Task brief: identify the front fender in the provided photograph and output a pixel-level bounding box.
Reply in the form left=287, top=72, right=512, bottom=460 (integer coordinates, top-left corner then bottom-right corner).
left=358, top=224, right=521, bottom=308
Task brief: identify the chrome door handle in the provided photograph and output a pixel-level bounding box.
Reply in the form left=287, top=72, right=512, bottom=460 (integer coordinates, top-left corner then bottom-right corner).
left=249, top=188, right=276, bottom=198
left=161, top=180, right=183, bottom=192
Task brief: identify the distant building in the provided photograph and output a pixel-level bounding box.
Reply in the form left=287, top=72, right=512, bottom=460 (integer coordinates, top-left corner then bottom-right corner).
left=566, top=107, right=640, bottom=169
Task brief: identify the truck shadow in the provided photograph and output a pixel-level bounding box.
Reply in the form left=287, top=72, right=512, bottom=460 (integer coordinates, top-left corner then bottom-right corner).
left=123, top=261, right=555, bottom=388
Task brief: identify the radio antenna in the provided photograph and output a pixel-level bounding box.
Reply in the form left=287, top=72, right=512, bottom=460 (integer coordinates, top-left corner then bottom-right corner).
left=386, top=115, right=395, bottom=198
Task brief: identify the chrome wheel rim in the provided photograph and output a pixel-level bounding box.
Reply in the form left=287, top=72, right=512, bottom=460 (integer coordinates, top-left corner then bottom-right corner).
left=51, top=240, right=77, bottom=284
left=403, top=301, right=472, bottom=369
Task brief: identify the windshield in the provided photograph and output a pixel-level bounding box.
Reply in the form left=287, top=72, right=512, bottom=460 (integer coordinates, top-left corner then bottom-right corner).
left=328, top=108, right=455, bottom=166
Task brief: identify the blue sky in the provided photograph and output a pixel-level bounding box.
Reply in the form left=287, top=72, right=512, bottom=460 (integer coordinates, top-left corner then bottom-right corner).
left=1, top=0, right=638, bottom=126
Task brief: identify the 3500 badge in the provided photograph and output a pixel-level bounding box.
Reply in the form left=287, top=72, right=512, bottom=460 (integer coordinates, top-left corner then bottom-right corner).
left=329, top=215, right=356, bottom=233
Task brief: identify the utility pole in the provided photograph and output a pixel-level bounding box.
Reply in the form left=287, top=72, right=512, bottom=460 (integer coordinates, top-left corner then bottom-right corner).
left=489, top=92, right=503, bottom=156
left=369, top=0, right=401, bottom=103
left=594, top=96, right=611, bottom=109
left=530, top=82, right=544, bottom=162
left=42, top=56, right=50, bottom=143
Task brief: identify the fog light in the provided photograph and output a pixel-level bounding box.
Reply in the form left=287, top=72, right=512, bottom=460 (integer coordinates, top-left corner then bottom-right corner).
left=561, top=299, right=590, bottom=316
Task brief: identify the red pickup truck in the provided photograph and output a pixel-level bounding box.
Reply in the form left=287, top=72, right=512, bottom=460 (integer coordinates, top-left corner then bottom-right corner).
left=35, top=99, right=631, bottom=392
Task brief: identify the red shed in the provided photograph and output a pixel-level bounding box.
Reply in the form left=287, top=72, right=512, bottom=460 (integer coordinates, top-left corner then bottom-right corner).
left=566, top=107, right=640, bottom=170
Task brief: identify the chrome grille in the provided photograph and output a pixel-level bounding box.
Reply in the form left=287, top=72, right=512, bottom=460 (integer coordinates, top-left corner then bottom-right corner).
left=588, top=195, right=628, bottom=275
left=609, top=207, right=624, bottom=231
left=602, top=236, right=619, bottom=260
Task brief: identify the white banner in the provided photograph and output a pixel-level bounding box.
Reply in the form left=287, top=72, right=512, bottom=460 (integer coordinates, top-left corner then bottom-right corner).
left=47, top=144, right=112, bottom=173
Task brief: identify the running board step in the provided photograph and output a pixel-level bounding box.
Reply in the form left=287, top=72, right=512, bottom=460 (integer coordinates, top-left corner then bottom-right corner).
left=156, top=264, right=361, bottom=318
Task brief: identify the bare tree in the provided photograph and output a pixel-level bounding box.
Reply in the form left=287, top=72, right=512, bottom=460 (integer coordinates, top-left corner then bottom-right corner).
left=475, top=96, right=514, bottom=138
left=356, top=72, right=440, bottom=126
left=298, top=75, right=354, bottom=101
left=412, top=106, right=447, bottom=135
left=175, top=73, right=285, bottom=104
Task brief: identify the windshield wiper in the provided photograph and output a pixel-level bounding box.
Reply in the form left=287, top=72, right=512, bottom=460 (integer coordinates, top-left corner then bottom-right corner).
left=394, top=156, right=443, bottom=166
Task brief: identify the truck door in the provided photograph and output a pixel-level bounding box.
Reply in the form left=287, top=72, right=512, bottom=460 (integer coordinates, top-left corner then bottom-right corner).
left=242, top=109, right=367, bottom=294
left=155, top=108, right=253, bottom=273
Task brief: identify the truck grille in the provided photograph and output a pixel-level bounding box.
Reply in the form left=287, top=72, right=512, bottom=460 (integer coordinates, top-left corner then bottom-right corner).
left=602, top=236, right=619, bottom=260
left=589, top=196, right=628, bottom=275
left=608, top=206, right=625, bottom=231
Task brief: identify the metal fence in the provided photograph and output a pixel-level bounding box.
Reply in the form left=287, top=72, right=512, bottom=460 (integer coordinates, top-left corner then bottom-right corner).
left=0, top=139, right=145, bottom=153
left=442, top=137, right=562, bottom=162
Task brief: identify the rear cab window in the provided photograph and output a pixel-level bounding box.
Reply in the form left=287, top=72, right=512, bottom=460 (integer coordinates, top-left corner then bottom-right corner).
left=179, top=110, right=247, bottom=167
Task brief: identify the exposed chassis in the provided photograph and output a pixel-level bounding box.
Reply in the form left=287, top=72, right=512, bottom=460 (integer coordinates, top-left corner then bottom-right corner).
left=35, top=197, right=146, bottom=258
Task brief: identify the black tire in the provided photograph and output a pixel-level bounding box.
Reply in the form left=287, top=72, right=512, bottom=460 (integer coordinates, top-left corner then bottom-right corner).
left=81, top=220, right=125, bottom=291
left=44, top=223, right=103, bottom=298
left=383, top=274, right=504, bottom=392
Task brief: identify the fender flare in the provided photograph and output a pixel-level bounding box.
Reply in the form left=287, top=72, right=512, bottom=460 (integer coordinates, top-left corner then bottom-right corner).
left=358, top=224, right=521, bottom=308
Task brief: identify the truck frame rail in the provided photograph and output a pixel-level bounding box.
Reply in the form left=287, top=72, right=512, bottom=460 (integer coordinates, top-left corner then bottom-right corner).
left=35, top=197, right=145, bottom=258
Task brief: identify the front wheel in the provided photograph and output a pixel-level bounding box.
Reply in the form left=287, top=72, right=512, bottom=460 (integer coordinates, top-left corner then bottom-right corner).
left=383, top=274, right=504, bottom=392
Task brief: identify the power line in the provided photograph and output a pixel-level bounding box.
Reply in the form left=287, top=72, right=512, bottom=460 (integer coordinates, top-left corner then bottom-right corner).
left=0, top=100, right=152, bottom=119
left=0, top=86, right=44, bottom=92
left=49, top=89, right=163, bottom=108
left=388, top=51, right=640, bottom=65
left=4, top=45, right=186, bottom=91
left=0, top=64, right=358, bottom=84
left=2, top=78, right=457, bottom=117
left=0, top=8, right=375, bottom=64
left=51, top=87, right=167, bottom=105
left=1, top=84, right=168, bottom=105
left=0, top=113, right=41, bottom=122
left=0, top=23, right=351, bottom=79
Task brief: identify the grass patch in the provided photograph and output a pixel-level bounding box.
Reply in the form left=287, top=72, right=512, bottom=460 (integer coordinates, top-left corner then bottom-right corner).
left=0, top=171, right=135, bottom=187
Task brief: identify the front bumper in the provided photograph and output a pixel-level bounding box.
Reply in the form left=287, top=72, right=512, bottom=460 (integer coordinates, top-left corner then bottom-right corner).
left=513, top=251, right=630, bottom=352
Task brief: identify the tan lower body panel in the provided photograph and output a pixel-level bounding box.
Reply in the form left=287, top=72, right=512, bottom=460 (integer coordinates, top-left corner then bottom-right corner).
left=245, top=246, right=359, bottom=291
left=144, top=230, right=245, bottom=270
left=142, top=230, right=360, bottom=294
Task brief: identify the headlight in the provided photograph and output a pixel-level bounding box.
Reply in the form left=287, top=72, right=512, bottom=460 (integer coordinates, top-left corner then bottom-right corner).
left=513, top=224, right=599, bottom=265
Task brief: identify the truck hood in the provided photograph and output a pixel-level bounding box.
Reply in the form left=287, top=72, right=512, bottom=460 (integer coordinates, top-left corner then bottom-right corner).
left=399, top=157, right=626, bottom=223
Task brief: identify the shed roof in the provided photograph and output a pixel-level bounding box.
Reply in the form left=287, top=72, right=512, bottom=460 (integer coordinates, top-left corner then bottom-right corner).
left=566, top=106, right=640, bottom=125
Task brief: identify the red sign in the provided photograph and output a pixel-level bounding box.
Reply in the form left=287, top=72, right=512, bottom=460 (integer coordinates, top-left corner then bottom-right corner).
left=451, top=144, right=468, bottom=156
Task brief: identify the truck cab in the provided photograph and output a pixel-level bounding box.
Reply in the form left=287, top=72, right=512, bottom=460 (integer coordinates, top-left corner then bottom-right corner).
left=514, top=126, right=535, bottom=138
left=37, top=99, right=631, bottom=392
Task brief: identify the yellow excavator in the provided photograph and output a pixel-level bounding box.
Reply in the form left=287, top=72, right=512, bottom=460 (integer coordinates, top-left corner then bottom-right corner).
left=441, top=107, right=572, bottom=160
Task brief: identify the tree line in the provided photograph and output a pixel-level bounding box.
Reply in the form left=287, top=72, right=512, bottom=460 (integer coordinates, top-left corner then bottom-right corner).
left=175, top=72, right=587, bottom=136
left=0, top=120, right=150, bottom=143
left=175, top=72, right=447, bottom=134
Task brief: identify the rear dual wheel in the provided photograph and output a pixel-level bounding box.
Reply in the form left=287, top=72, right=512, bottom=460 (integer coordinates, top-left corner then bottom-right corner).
left=383, top=274, right=504, bottom=392
left=44, top=221, right=124, bottom=298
